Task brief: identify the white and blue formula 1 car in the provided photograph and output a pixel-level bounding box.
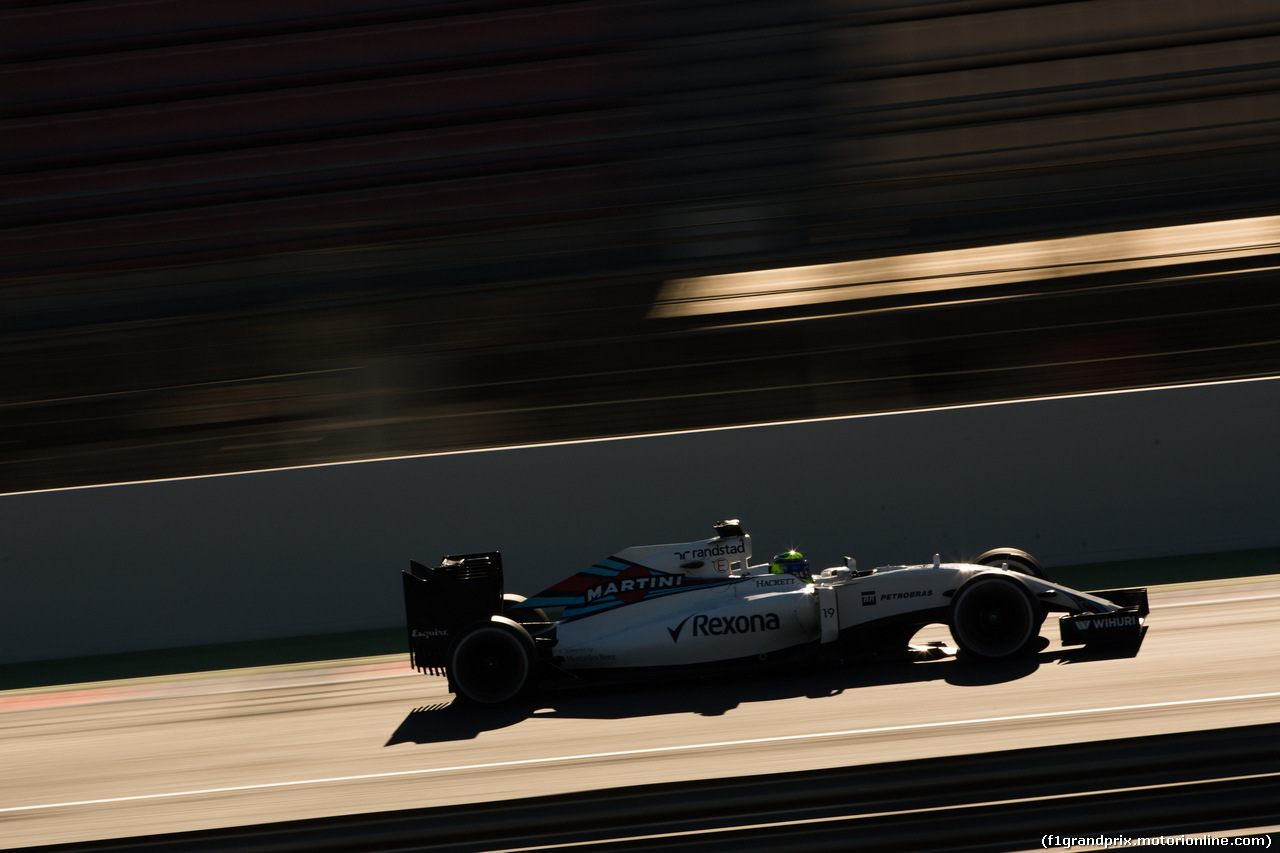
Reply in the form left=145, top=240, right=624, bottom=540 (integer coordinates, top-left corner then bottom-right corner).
left=402, top=520, right=1148, bottom=705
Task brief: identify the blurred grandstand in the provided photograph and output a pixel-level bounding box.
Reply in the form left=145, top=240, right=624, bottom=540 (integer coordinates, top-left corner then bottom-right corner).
left=3, top=0, right=1280, bottom=492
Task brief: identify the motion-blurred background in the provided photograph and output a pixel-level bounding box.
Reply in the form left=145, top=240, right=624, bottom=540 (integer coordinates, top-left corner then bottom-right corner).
left=5, top=0, right=1280, bottom=494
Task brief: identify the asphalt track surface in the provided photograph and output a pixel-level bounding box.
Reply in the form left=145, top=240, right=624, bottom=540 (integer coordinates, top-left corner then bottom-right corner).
left=3, top=577, right=1278, bottom=849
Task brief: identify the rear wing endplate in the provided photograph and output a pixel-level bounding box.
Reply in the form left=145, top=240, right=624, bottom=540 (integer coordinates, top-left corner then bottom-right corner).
left=402, top=551, right=503, bottom=676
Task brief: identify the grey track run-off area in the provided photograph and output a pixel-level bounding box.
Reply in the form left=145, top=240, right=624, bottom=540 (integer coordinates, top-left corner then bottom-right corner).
left=2, top=577, right=1278, bottom=849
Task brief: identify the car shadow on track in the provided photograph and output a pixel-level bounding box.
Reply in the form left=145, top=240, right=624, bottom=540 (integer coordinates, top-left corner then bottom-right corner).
left=385, top=633, right=1145, bottom=746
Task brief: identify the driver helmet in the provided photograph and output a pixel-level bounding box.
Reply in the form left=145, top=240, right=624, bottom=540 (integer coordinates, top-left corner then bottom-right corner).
left=770, top=550, right=810, bottom=579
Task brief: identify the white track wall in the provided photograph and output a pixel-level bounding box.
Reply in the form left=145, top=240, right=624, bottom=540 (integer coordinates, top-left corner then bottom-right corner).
left=3, top=378, right=1278, bottom=665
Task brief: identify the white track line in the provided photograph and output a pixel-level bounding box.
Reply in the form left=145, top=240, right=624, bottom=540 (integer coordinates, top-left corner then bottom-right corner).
left=5, top=691, right=1279, bottom=814
left=1157, top=593, right=1280, bottom=608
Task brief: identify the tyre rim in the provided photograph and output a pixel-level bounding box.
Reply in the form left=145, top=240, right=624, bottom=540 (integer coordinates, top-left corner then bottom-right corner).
left=454, top=630, right=528, bottom=703
left=962, top=583, right=1032, bottom=655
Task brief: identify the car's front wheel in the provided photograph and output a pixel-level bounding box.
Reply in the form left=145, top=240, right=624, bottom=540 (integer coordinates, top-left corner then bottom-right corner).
left=448, top=616, right=536, bottom=705
left=973, top=547, right=1048, bottom=580
left=949, top=574, right=1044, bottom=660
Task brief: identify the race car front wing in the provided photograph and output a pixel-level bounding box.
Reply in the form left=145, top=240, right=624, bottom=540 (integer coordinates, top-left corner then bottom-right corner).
left=1059, top=587, right=1149, bottom=646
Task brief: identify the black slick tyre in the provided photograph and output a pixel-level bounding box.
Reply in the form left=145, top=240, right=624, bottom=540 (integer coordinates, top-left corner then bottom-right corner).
left=949, top=574, right=1044, bottom=660
left=973, top=547, right=1048, bottom=580
left=448, top=616, right=536, bottom=705
left=502, top=593, right=550, bottom=625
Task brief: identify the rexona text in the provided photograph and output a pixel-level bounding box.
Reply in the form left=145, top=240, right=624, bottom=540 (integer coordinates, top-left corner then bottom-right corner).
left=668, top=612, right=782, bottom=642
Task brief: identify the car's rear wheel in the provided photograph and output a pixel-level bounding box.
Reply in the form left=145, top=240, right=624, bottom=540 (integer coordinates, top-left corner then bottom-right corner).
left=448, top=616, right=536, bottom=705
left=502, top=593, right=550, bottom=625
left=973, top=547, right=1048, bottom=580
left=949, top=574, right=1044, bottom=659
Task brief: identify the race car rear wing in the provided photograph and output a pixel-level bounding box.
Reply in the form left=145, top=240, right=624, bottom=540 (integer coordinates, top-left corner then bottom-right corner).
left=1059, top=586, right=1149, bottom=646
left=402, top=551, right=503, bottom=676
